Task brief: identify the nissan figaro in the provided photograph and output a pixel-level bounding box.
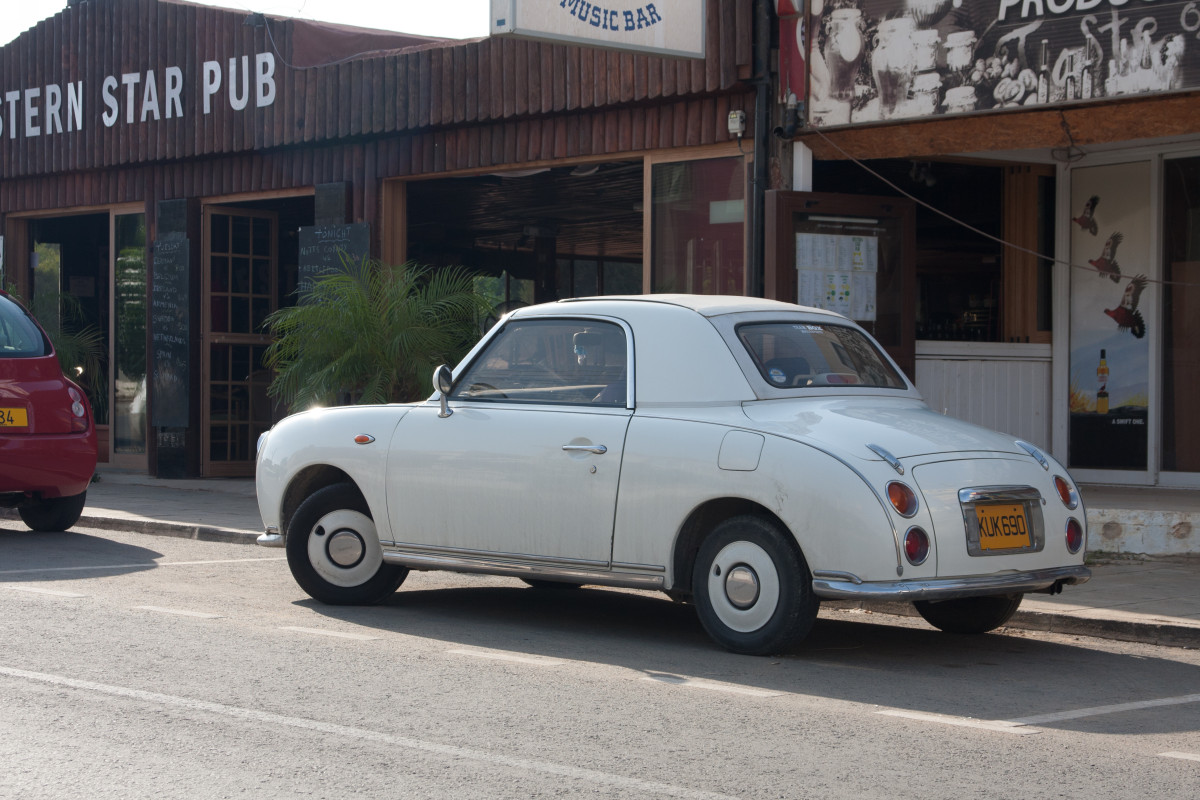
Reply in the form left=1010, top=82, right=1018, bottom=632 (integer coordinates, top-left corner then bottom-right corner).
left=255, top=295, right=1090, bottom=654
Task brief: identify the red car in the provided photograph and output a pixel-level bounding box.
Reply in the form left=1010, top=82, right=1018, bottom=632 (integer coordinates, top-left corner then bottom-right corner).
left=0, top=289, right=97, bottom=531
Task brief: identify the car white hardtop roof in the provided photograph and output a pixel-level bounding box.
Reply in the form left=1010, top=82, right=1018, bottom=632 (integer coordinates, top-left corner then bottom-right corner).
left=516, top=294, right=843, bottom=320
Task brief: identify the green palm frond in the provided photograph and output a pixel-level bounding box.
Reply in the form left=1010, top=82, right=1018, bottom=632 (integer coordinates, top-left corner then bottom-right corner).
left=263, top=258, right=488, bottom=410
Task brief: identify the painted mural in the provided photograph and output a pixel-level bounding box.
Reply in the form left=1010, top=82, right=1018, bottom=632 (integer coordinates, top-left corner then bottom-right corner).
left=1068, top=161, right=1151, bottom=472
left=807, top=0, right=1197, bottom=127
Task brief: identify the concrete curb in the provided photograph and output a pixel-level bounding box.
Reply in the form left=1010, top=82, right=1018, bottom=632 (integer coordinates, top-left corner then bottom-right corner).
left=2, top=508, right=259, bottom=546
left=75, top=513, right=262, bottom=546
left=826, top=600, right=1200, bottom=650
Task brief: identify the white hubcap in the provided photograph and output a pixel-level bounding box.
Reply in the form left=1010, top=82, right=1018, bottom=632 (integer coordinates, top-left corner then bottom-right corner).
left=306, top=509, right=383, bottom=588
left=706, top=541, right=781, bottom=633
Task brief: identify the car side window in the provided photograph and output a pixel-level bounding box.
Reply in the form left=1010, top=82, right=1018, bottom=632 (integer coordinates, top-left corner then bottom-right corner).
left=451, top=318, right=628, bottom=407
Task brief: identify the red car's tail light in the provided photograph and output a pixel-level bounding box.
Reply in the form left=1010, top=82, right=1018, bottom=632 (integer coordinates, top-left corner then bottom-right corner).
left=1065, top=518, right=1084, bottom=554
left=1053, top=475, right=1078, bottom=510
left=887, top=481, right=919, bottom=517
left=67, top=386, right=90, bottom=432
left=904, top=527, right=930, bottom=565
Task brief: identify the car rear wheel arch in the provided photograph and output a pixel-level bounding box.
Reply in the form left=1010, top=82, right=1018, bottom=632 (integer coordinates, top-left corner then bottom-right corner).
left=671, top=498, right=802, bottom=597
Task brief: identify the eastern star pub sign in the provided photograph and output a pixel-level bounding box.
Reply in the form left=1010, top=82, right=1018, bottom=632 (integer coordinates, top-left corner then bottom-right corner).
left=492, top=0, right=707, bottom=59
left=0, top=52, right=276, bottom=141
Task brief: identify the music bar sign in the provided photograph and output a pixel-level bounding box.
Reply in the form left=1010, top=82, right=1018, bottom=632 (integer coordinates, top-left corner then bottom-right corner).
left=491, top=0, right=706, bottom=58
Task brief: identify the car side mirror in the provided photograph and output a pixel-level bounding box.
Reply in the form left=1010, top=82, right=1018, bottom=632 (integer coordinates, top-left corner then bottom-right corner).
left=434, top=364, right=454, bottom=418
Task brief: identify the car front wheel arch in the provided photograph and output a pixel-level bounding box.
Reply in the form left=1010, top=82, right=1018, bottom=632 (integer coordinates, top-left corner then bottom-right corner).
left=280, top=465, right=356, bottom=539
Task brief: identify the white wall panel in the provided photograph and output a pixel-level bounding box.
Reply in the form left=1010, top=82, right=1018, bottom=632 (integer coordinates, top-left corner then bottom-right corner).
left=915, top=343, right=1052, bottom=450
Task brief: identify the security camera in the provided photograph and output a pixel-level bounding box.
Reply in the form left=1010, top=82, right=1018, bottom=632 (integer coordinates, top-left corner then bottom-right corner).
left=727, top=110, right=746, bottom=137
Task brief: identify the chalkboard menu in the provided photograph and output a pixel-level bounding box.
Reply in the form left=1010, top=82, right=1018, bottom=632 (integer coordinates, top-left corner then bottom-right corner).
left=298, top=222, right=370, bottom=292
left=150, top=236, right=190, bottom=427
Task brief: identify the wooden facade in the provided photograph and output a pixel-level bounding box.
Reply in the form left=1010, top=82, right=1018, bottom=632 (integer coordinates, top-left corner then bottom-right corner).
left=0, top=0, right=757, bottom=478
left=1, top=0, right=755, bottom=231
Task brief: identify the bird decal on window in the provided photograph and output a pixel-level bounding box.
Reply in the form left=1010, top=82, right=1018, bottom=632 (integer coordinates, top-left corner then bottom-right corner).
left=1073, top=195, right=1099, bottom=235
left=1089, top=231, right=1123, bottom=283
left=1104, top=274, right=1147, bottom=339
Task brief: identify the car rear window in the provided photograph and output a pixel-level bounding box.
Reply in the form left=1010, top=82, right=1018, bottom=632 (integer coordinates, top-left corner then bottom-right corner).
left=0, top=294, right=50, bottom=357
left=738, top=322, right=907, bottom=390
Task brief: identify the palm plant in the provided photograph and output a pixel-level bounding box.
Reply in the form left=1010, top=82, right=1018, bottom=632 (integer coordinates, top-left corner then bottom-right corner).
left=263, top=258, right=488, bottom=410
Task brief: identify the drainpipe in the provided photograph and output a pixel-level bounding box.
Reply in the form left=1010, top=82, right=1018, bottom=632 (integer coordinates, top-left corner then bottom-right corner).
left=749, top=0, right=772, bottom=298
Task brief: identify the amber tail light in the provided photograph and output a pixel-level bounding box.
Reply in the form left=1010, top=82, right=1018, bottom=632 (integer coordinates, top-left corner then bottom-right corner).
left=887, top=481, right=919, bottom=517
left=1053, top=475, right=1079, bottom=509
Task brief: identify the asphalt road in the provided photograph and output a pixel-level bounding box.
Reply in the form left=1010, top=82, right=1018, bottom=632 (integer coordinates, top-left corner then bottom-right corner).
left=2, top=522, right=1198, bottom=799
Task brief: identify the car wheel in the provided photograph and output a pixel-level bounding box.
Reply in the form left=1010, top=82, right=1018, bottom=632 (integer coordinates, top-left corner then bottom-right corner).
left=692, top=515, right=818, bottom=655
left=913, top=594, right=1023, bottom=634
left=19, top=491, right=87, bottom=532
left=521, top=578, right=583, bottom=590
left=285, top=483, right=408, bottom=605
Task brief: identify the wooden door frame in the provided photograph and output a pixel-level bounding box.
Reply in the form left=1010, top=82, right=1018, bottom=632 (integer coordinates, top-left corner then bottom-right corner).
left=765, top=190, right=917, bottom=380
left=200, top=204, right=279, bottom=477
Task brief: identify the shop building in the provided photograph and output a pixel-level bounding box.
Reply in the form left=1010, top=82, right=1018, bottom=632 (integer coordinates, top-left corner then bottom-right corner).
left=771, top=0, right=1200, bottom=503
left=4, top=0, right=1194, bottom=509
left=0, top=0, right=757, bottom=478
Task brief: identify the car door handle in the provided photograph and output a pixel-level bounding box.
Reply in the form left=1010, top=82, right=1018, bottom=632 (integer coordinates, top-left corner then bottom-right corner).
left=562, top=444, right=607, bottom=455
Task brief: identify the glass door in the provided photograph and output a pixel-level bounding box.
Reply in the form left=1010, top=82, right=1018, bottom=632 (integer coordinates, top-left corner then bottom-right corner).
left=1161, top=155, right=1200, bottom=478
left=202, top=206, right=277, bottom=477
left=110, top=212, right=148, bottom=467
left=765, top=192, right=917, bottom=379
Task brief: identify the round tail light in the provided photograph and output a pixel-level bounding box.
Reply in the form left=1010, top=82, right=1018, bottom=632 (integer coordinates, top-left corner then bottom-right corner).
left=1054, top=476, right=1078, bottom=509
left=904, top=526, right=930, bottom=565
left=67, top=386, right=89, bottom=432
left=1065, top=518, right=1084, bottom=554
left=887, top=482, right=919, bottom=517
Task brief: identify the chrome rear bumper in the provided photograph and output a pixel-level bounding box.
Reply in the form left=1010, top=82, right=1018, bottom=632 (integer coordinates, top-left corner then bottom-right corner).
left=812, top=565, right=1091, bottom=602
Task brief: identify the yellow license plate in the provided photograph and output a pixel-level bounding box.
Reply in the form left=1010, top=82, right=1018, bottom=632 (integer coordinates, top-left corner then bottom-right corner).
left=0, top=407, right=28, bottom=427
left=976, top=503, right=1031, bottom=550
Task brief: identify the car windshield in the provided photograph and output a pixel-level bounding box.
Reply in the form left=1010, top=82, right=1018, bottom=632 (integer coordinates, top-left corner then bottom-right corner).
left=0, top=294, right=49, bottom=358
left=738, top=321, right=907, bottom=389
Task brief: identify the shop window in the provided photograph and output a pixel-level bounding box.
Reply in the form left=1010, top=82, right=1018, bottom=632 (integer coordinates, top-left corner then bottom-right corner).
left=813, top=160, right=1053, bottom=344
left=555, top=257, right=644, bottom=298
left=651, top=157, right=746, bottom=295
left=1162, top=155, right=1200, bottom=473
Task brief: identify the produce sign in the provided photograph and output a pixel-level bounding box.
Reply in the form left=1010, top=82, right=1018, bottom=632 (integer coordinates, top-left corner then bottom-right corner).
left=806, top=0, right=1198, bottom=126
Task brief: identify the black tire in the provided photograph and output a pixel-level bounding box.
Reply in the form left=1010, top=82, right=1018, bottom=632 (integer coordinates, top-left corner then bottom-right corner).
left=19, top=491, right=87, bottom=532
left=285, top=483, right=408, bottom=605
left=521, top=578, right=583, bottom=590
left=913, top=594, right=1023, bottom=634
left=692, top=515, right=818, bottom=655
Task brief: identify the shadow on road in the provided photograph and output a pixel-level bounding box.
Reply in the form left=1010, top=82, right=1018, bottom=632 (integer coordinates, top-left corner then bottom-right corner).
left=0, top=522, right=162, bottom=580
left=295, top=574, right=1200, bottom=738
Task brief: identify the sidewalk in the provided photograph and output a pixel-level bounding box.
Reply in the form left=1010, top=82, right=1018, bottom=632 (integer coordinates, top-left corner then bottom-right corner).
left=5, top=466, right=1198, bottom=649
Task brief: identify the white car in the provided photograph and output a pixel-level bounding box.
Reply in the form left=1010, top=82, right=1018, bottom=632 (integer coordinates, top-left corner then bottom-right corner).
left=255, top=295, right=1090, bottom=654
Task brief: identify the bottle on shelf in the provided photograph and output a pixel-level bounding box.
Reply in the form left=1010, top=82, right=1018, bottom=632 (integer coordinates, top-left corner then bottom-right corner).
left=1097, top=349, right=1109, bottom=414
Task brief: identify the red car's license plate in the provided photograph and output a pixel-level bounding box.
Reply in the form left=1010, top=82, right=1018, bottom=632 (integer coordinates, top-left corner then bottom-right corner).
left=0, top=407, right=28, bottom=427
left=976, top=503, right=1031, bottom=550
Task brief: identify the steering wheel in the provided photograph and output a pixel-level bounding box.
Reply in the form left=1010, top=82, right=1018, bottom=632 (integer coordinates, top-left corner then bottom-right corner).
left=466, top=382, right=508, bottom=399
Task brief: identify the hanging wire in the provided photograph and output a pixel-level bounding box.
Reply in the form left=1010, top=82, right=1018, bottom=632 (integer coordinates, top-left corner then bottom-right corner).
left=800, top=121, right=1200, bottom=290
left=1050, top=112, right=1087, bottom=164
